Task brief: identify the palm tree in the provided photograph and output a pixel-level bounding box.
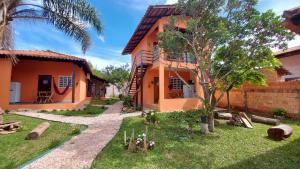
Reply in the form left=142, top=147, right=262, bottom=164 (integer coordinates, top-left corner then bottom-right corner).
left=0, top=0, right=102, bottom=61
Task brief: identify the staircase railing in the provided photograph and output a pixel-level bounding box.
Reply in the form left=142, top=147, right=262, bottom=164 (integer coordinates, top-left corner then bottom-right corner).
left=128, top=50, right=153, bottom=94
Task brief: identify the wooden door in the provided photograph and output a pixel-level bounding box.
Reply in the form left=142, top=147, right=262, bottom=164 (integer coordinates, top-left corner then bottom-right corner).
left=154, top=77, right=159, bottom=104
left=38, top=75, right=52, bottom=92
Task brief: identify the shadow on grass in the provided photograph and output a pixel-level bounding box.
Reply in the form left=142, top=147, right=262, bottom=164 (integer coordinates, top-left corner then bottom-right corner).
left=221, top=138, right=300, bottom=169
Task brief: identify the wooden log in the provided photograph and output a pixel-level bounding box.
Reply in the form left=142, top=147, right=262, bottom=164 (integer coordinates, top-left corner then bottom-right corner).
left=268, top=124, right=293, bottom=140
left=216, top=112, right=232, bottom=120
left=251, top=115, right=280, bottom=125
left=26, top=122, right=50, bottom=140
left=0, top=122, right=21, bottom=130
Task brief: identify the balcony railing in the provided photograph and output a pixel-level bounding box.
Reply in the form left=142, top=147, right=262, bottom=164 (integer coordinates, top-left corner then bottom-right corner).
left=152, top=47, right=197, bottom=64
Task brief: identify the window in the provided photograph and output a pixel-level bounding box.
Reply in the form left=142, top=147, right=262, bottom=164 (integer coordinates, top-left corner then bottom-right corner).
left=170, top=78, right=183, bottom=90
left=59, top=76, right=72, bottom=88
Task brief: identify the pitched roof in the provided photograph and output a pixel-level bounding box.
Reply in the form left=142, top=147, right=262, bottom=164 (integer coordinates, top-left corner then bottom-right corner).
left=283, top=6, right=300, bottom=34
left=0, top=50, right=85, bottom=62
left=122, top=5, right=179, bottom=55
left=275, top=45, right=300, bottom=58
left=0, top=50, right=105, bottom=81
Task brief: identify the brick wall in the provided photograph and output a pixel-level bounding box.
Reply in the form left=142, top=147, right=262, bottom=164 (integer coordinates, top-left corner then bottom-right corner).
left=217, top=81, right=300, bottom=119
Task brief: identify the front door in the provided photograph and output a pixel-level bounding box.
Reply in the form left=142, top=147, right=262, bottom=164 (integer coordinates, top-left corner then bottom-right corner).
left=154, top=77, right=159, bottom=104
left=38, top=75, right=52, bottom=92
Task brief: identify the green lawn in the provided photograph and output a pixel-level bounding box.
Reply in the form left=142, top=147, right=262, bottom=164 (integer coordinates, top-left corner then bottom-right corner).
left=90, top=98, right=119, bottom=105
left=91, top=113, right=300, bottom=169
left=42, top=105, right=107, bottom=117
left=0, top=114, right=84, bottom=169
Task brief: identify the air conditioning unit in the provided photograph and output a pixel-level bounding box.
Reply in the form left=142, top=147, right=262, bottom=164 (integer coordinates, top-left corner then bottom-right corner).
left=10, top=82, right=21, bottom=103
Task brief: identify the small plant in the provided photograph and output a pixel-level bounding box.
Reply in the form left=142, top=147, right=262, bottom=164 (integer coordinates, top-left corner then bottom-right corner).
left=124, top=127, right=155, bottom=153
left=123, top=96, right=132, bottom=107
left=4, top=110, right=10, bottom=114
left=38, top=110, right=48, bottom=113
left=119, top=94, right=124, bottom=100
left=145, top=110, right=159, bottom=125
left=273, top=108, right=287, bottom=117
left=70, top=128, right=81, bottom=135
left=101, top=105, right=106, bottom=109
left=169, top=110, right=199, bottom=133
left=135, top=106, right=142, bottom=111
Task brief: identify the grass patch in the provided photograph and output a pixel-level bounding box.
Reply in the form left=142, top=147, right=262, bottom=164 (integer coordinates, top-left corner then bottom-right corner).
left=91, top=113, right=300, bottom=169
left=91, top=98, right=119, bottom=105
left=0, top=114, right=83, bottom=169
left=44, top=105, right=107, bottom=117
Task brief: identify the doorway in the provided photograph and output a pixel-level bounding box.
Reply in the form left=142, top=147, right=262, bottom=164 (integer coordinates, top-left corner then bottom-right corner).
left=38, top=75, right=52, bottom=92
left=154, top=77, right=159, bottom=104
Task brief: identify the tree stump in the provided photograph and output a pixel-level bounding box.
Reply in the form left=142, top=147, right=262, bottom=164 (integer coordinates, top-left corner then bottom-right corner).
left=268, top=124, right=293, bottom=141
left=251, top=115, right=280, bottom=125
left=26, top=122, right=50, bottom=140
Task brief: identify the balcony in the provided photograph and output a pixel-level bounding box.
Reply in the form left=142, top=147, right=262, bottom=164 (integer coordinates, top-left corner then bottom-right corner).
left=152, top=46, right=197, bottom=64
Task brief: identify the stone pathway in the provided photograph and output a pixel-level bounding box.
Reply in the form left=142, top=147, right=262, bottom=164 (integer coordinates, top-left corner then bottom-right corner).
left=20, top=102, right=124, bottom=169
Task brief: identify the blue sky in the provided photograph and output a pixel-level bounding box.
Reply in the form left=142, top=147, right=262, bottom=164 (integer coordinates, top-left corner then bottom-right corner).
left=14, top=0, right=300, bottom=69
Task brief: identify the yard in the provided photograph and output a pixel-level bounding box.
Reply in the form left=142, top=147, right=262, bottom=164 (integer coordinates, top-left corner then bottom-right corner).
left=0, top=114, right=84, bottom=169
left=91, top=113, right=300, bottom=169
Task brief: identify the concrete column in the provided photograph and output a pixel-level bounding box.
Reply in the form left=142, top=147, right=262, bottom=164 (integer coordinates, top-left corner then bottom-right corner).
left=0, top=59, right=12, bottom=110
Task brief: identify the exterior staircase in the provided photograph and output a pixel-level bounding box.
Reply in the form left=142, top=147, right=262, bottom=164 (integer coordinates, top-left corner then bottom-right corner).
left=128, top=50, right=152, bottom=107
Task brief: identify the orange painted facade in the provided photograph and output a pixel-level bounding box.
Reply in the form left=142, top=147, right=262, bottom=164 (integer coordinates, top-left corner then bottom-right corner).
left=128, top=15, right=202, bottom=112
left=0, top=58, right=90, bottom=110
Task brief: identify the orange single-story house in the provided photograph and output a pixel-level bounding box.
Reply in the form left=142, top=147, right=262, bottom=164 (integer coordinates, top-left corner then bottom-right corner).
left=0, top=50, right=106, bottom=110
left=123, top=5, right=203, bottom=112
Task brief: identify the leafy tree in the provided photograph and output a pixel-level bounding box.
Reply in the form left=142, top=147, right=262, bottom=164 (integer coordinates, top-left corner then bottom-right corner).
left=0, top=0, right=102, bottom=62
left=100, top=64, right=130, bottom=95
left=158, top=0, right=294, bottom=134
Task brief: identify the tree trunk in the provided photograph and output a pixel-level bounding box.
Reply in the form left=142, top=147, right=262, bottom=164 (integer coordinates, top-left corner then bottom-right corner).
left=200, top=116, right=209, bottom=135
left=227, top=90, right=231, bottom=112
left=208, top=113, right=214, bottom=132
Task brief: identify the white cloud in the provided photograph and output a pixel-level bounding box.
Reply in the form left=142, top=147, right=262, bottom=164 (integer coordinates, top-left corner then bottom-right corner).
left=98, top=35, right=105, bottom=42
left=85, top=55, right=129, bottom=69
left=165, top=0, right=178, bottom=4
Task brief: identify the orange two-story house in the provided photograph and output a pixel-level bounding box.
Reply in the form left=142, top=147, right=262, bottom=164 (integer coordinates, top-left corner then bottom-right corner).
left=123, top=5, right=203, bottom=112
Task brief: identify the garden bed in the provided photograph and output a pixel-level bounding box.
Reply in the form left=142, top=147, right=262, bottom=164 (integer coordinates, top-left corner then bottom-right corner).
left=40, top=105, right=107, bottom=117
left=91, top=113, right=300, bottom=169
left=0, top=114, right=83, bottom=169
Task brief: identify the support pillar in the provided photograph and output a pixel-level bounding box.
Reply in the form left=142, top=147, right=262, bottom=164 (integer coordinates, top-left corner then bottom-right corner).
left=72, top=63, right=76, bottom=103
left=0, top=59, right=12, bottom=109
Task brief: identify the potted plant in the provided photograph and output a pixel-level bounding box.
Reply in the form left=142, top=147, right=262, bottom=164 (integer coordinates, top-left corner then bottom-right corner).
left=273, top=108, right=287, bottom=120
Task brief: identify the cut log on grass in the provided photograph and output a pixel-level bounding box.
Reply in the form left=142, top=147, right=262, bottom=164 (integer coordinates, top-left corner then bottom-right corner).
left=0, top=122, right=21, bottom=130
left=251, top=115, right=280, bottom=125
left=268, top=124, right=293, bottom=140
left=216, top=112, right=232, bottom=120
left=26, top=122, right=50, bottom=140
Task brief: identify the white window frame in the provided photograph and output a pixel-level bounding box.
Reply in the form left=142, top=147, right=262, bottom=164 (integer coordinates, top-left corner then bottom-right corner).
left=170, top=78, right=183, bottom=90
left=59, top=76, right=73, bottom=88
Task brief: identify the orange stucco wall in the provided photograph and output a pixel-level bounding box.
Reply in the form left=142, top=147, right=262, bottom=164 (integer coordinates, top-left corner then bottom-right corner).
left=0, top=59, right=13, bottom=110
left=0, top=59, right=89, bottom=110
left=132, top=16, right=203, bottom=112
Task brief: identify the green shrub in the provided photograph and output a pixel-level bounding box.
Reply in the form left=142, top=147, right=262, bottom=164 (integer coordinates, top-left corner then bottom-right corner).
left=168, top=110, right=199, bottom=133
left=273, top=108, right=287, bottom=117
left=145, top=110, right=159, bottom=124
left=4, top=110, right=10, bottom=114
left=123, top=96, right=132, bottom=107
left=119, top=94, right=124, bottom=100
left=38, top=110, right=48, bottom=113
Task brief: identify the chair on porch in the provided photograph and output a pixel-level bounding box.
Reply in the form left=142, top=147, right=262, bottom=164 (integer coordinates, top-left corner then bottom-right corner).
left=44, top=92, right=54, bottom=103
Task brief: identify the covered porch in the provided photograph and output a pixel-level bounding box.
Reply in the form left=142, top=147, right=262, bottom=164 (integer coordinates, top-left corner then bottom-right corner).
left=0, top=50, right=93, bottom=111
left=138, top=66, right=202, bottom=112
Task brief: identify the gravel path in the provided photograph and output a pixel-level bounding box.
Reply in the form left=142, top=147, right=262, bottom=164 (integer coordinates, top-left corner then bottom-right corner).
left=21, top=101, right=124, bottom=169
